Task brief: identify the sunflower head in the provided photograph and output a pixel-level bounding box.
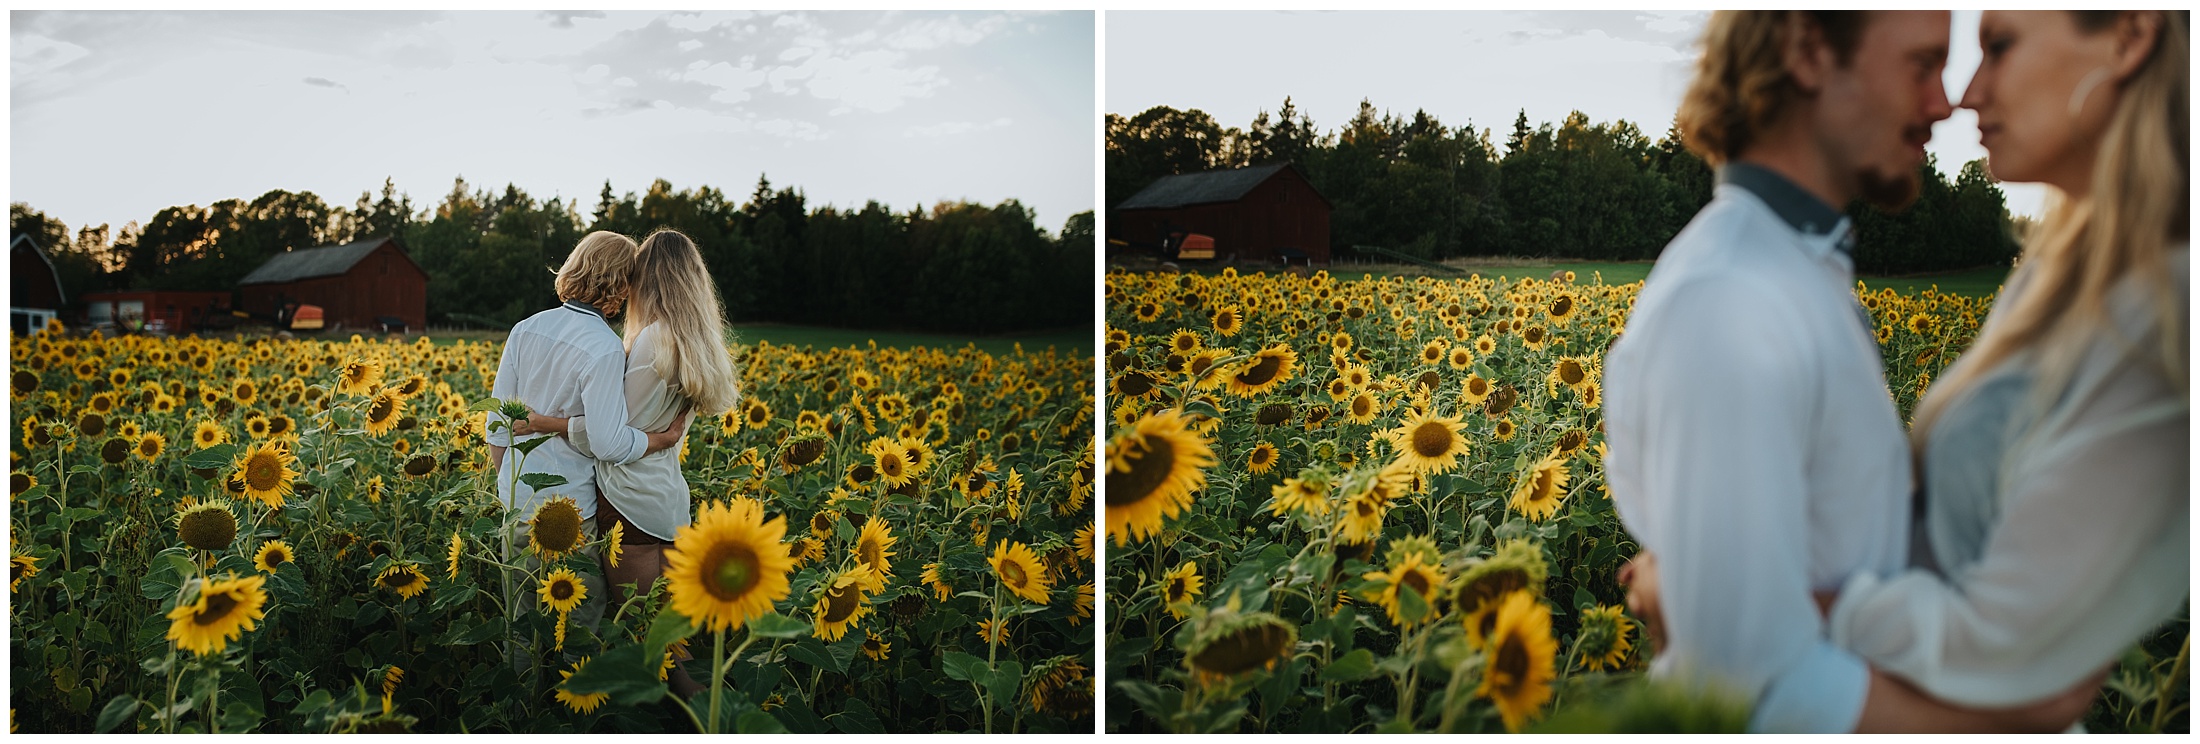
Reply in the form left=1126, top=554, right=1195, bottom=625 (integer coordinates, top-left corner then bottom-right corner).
left=1183, top=603, right=1298, bottom=684
left=377, top=563, right=431, bottom=600
left=178, top=501, right=239, bottom=551
left=854, top=519, right=899, bottom=584
left=811, top=567, right=876, bottom=641
left=988, top=539, right=1052, bottom=605
left=665, top=498, right=796, bottom=633
left=1477, top=590, right=1559, bottom=732
left=1104, top=408, right=1217, bottom=546
left=1508, top=453, right=1572, bottom=522
left=165, top=572, right=270, bottom=656
left=555, top=657, right=610, bottom=714
left=1454, top=539, right=1551, bottom=645
left=528, top=497, right=585, bottom=559
left=538, top=567, right=588, bottom=615
left=233, top=441, right=299, bottom=509
left=253, top=540, right=295, bottom=573
left=1575, top=604, right=1637, bottom=672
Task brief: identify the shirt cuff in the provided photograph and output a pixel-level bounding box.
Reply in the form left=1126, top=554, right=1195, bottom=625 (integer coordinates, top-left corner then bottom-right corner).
left=1749, top=641, right=1869, bottom=733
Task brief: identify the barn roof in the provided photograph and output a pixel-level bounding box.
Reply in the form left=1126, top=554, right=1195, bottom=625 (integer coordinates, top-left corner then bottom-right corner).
left=238, top=237, right=399, bottom=286
left=1114, top=162, right=1320, bottom=211
left=12, top=234, right=66, bottom=306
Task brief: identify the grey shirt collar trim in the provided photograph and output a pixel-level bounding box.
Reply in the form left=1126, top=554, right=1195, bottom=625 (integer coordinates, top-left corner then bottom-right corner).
left=1718, top=161, right=1847, bottom=237
left=563, top=299, right=606, bottom=321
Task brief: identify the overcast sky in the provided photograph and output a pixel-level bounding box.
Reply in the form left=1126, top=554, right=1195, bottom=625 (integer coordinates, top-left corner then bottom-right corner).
left=13, top=10, right=1095, bottom=237
left=1107, top=10, right=2046, bottom=219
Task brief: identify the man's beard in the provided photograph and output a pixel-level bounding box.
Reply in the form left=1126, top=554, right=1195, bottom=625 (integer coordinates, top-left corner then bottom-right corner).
left=1857, top=124, right=1931, bottom=211
left=1856, top=166, right=1920, bottom=211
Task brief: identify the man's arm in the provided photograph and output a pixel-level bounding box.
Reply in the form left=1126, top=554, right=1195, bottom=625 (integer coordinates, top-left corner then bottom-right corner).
left=573, top=348, right=651, bottom=465
left=1632, top=278, right=1866, bottom=733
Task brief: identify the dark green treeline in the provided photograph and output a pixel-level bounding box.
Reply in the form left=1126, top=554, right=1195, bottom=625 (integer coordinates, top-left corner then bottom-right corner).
left=1106, top=99, right=2018, bottom=275
left=14, top=177, right=1094, bottom=335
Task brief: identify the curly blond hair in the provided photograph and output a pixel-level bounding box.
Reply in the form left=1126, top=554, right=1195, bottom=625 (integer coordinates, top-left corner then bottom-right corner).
left=1677, top=11, right=1871, bottom=166
left=553, top=231, right=639, bottom=308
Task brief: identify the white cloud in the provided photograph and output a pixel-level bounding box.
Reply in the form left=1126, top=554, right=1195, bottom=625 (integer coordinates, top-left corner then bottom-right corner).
left=884, top=14, right=1010, bottom=50
left=804, top=50, right=946, bottom=113
left=677, top=39, right=702, bottom=52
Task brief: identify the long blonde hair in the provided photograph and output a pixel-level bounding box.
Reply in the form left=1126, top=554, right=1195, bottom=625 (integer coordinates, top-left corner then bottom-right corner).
left=625, top=229, right=741, bottom=417
left=1911, top=10, right=2188, bottom=441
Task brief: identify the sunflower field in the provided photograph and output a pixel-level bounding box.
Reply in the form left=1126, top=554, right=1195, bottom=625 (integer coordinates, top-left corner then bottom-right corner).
left=9, top=325, right=1096, bottom=733
left=1103, top=266, right=2184, bottom=734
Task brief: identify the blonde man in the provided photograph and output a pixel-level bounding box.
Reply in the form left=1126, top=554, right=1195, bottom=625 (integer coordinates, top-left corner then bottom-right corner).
left=1601, top=10, right=2086, bottom=733
left=483, top=231, right=687, bottom=642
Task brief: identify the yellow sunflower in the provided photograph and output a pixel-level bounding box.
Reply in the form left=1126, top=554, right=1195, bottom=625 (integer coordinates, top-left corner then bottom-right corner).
left=976, top=619, right=1010, bottom=645
left=1211, top=304, right=1244, bottom=337
left=446, top=531, right=465, bottom=579
left=1508, top=453, right=1571, bottom=522
left=555, top=657, right=609, bottom=714
left=1246, top=442, right=1279, bottom=475
left=1387, top=409, right=1469, bottom=475
left=988, top=539, right=1052, bottom=605
left=1344, top=391, right=1380, bottom=424
left=1104, top=409, right=1216, bottom=546
left=1477, top=590, right=1559, bottom=732
left=177, top=500, right=239, bottom=551
left=664, top=498, right=795, bottom=633
left=1225, top=344, right=1297, bottom=398
left=364, top=387, right=404, bottom=436
left=166, top=572, right=270, bottom=656
left=12, top=551, right=40, bottom=592
left=337, top=357, right=384, bottom=397
left=1161, top=561, right=1204, bottom=619
left=921, top=562, right=953, bottom=602
left=132, top=431, right=166, bottom=461
left=1362, top=553, right=1446, bottom=628
left=866, top=438, right=915, bottom=489
left=853, top=519, right=898, bottom=585
left=233, top=441, right=298, bottom=509
left=1577, top=604, right=1636, bottom=672
left=861, top=631, right=892, bottom=661
left=252, top=540, right=294, bottom=573
left=1269, top=474, right=1331, bottom=517
left=811, top=567, right=876, bottom=642
left=377, top=563, right=430, bottom=600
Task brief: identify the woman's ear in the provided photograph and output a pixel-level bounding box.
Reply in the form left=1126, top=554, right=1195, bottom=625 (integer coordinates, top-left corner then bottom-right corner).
left=2109, top=10, right=2164, bottom=82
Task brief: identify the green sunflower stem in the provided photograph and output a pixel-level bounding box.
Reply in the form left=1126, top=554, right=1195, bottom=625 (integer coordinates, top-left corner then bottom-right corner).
left=707, top=625, right=725, bottom=733
left=206, top=662, right=220, bottom=734
left=2150, top=635, right=2189, bottom=734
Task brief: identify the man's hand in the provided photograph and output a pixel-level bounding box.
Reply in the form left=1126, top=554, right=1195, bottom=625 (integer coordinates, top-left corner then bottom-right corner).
left=1618, top=551, right=1667, bottom=653
left=644, top=409, right=692, bottom=455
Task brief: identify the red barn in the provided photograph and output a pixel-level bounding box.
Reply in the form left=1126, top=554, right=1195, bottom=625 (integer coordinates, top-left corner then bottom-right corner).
left=1110, top=162, right=1333, bottom=265
left=237, top=237, right=426, bottom=333
left=11, top=234, right=65, bottom=334
left=80, top=290, right=234, bottom=335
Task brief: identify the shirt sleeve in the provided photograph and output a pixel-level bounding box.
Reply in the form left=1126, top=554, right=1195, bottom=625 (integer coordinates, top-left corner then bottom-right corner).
left=569, top=324, right=673, bottom=459
left=484, top=337, right=518, bottom=448
left=1829, top=330, right=2189, bottom=707
left=1632, top=276, right=1868, bottom=733
left=576, top=342, right=650, bottom=465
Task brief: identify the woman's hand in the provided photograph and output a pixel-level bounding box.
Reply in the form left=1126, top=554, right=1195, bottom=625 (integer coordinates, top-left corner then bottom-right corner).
left=521, top=412, right=571, bottom=436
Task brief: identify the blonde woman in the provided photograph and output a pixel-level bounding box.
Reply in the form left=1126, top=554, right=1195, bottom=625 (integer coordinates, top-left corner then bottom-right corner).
left=514, top=229, right=741, bottom=696
left=1823, top=9, right=2188, bottom=729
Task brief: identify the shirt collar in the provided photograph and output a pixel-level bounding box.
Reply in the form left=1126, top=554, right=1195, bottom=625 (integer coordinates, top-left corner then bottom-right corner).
left=1718, top=161, right=1857, bottom=259
left=563, top=299, right=607, bottom=321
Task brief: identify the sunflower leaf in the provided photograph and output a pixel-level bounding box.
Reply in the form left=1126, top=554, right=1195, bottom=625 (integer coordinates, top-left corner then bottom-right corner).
left=95, top=694, right=140, bottom=734
left=467, top=397, right=504, bottom=413
left=746, top=613, right=808, bottom=639
left=516, top=472, right=567, bottom=491
left=1321, top=648, right=1379, bottom=682
left=561, top=643, right=667, bottom=706
left=940, top=651, right=986, bottom=682
left=183, top=445, right=238, bottom=470
left=825, top=698, right=884, bottom=734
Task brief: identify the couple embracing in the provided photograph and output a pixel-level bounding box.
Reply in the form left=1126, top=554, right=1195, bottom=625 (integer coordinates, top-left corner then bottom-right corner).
left=483, top=228, right=740, bottom=699
left=1607, top=10, right=2187, bottom=733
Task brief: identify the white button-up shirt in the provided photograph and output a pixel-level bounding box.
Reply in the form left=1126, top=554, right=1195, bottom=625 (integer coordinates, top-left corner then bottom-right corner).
left=1604, top=172, right=1911, bottom=733
left=482, top=302, right=650, bottom=519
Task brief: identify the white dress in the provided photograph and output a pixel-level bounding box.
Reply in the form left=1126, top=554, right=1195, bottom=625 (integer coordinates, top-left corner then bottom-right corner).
left=1829, top=246, right=2190, bottom=707
left=566, top=323, right=694, bottom=542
